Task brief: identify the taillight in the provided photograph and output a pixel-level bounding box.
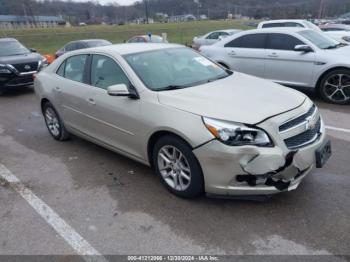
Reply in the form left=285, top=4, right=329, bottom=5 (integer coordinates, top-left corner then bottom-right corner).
left=33, top=74, right=37, bottom=80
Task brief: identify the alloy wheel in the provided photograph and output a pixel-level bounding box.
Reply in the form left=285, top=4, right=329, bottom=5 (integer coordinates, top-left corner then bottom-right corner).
left=323, top=73, right=350, bottom=103
left=44, top=107, right=61, bottom=137
left=157, top=145, right=192, bottom=191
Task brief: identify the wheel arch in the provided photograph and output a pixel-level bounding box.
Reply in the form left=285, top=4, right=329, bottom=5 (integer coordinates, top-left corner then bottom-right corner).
left=40, top=98, right=50, bottom=112
left=147, top=130, right=194, bottom=167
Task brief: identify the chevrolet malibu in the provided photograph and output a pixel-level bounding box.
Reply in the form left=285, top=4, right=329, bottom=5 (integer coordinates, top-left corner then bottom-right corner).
left=34, top=44, right=331, bottom=198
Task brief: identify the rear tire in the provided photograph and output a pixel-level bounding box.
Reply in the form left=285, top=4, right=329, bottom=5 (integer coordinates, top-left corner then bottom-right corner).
left=42, top=102, right=70, bottom=141
left=318, top=69, right=350, bottom=105
left=153, top=135, right=204, bottom=198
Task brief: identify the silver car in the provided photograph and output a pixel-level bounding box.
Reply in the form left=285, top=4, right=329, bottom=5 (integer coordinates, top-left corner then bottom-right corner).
left=34, top=44, right=331, bottom=198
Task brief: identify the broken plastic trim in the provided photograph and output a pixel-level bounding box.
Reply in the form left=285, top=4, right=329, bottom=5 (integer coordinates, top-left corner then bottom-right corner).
left=236, top=151, right=305, bottom=191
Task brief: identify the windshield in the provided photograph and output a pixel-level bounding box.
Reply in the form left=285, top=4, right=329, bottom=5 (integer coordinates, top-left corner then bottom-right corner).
left=298, top=30, right=340, bottom=49
left=0, top=41, right=30, bottom=57
left=304, top=21, right=322, bottom=32
left=124, top=48, right=231, bottom=91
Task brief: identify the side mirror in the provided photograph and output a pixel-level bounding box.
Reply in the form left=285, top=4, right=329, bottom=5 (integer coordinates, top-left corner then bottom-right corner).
left=294, top=45, right=313, bottom=53
left=30, top=48, right=37, bottom=53
left=107, top=84, right=138, bottom=99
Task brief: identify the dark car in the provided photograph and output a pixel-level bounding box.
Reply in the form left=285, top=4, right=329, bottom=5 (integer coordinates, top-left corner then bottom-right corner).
left=0, top=38, right=48, bottom=92
left=127, top=35, right=168, bottom=43
left=55, top=39, right=112, bottom=58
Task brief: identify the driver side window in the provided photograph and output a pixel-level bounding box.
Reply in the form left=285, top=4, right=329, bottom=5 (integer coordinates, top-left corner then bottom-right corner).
left=91, top=55, right=130, bottom=90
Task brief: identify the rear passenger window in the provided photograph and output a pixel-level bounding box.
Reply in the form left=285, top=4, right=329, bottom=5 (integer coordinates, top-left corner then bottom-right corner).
left=225, top=34, right=267, bottom=49
left=63, top=55, right=88, bottom=83
left=267, top=33, right=305, bottom=51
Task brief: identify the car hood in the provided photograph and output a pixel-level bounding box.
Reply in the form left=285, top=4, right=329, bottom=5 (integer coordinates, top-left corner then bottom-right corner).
left=323, top=45, right=350, bottom=55
left=157, top=72, right=306, bottom=124
left=0, top=52, right=43, bottom=65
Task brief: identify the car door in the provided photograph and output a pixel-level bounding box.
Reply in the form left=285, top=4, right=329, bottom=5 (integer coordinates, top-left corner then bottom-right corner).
left=84, top=54, right=142, bottom=158
left=54, top=54, right=94, bottom=132
left=223, top=33, right=267, bottom=78
left=265, top=33, right=316, bottom=87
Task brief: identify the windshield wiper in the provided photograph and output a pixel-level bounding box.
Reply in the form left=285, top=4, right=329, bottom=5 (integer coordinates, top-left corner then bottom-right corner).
left=206, top=71, right=233, bottom=83
left=159, top=85, right=189, bottom=91
left=324, top=44, right=342, bottom=49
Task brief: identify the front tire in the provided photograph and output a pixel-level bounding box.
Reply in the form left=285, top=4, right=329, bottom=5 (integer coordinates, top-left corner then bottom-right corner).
left=319, top=69, right=350, bottom=105
left=43, top=102, right=70, bottom=141
left=153, top=135, right=204, bottom=198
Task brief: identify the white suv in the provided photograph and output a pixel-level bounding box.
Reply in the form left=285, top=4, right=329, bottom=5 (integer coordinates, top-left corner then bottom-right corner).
left=200, top=28, right=350, bottom=104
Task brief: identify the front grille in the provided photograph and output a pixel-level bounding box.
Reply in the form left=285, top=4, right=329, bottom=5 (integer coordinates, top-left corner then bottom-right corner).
left=284, top=118, right=321, bottom=149
left=7, top=76, right=33, bottom=86
left=12, top=62, right=38, bottom=73
left=279, top=105, right=316, bottom=132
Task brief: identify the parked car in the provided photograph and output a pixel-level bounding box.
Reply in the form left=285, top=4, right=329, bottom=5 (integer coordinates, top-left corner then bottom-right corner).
left=127, top=35, right=168, bottom=43
left=0, top=38, right=48, bottom=93
left=258, top=19, right=350, bottom=44
left=55, top=39, right=112, bottom=58
left=319, top=24, right=350, bottom=43
left=319, top=23, right=350, bottom=32
left=200, top=28, right=350, bottom=104
left=192, top=29, right=242, bottom=50
left=34, top=44, right=331, bottom=198
left=258, top=20, right=322, bottom=31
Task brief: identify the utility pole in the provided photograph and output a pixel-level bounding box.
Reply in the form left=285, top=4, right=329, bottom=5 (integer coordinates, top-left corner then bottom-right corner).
left=144, top=0, right=149, bottom=24
left=318, top=0, right=325, bottom=19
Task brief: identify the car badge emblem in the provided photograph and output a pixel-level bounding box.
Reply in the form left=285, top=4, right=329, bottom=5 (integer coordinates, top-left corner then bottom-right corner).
left=306, top=115, right=317, bottom=130
left=24, top=65, right=31, bottom=70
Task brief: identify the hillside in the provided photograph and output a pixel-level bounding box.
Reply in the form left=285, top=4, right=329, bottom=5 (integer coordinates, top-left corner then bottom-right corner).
left=0, top=0, right=349, bottom=24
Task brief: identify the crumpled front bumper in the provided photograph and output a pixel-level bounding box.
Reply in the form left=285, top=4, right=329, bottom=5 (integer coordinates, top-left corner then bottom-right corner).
left=193, top=102, right=328, bottom=196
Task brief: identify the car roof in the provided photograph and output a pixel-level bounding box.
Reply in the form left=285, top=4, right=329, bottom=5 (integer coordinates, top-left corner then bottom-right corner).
left=0, top=38, right=18, bottom=42
left=260, top=19, right=308, bottom=24
left=320, top=24, right=350, bottom=29
left=139, top=35, right=161, bottom=37
left=68, top=43, right=182, bottom=56
left=68, top=39, right=110, bottom=44
left=246, top=27, right=309, bottom=34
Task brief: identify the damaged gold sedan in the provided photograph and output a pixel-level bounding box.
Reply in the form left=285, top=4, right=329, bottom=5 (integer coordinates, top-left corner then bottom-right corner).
left=34, top=44, right=331, bottom=198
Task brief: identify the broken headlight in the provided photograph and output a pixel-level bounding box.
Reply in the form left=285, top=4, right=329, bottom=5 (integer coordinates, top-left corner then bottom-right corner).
left=203, top=117, right=273, bottom=147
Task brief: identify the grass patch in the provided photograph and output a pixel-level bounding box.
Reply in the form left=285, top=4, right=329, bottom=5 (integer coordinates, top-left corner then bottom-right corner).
left=1, top=20, right=253, bottom=54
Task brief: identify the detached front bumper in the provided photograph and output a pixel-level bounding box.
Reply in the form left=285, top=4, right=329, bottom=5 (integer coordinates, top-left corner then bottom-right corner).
left=193, top=121, right=329, bottom=196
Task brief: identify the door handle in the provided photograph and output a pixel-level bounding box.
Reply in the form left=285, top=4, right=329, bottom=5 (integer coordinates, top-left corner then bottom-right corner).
left=54, top=86, right=61, bottom=92
left=87, top=98, right=96, bottom=105
left=228, top=51, right=236, bottom=56
left=268, top=53, right=279, bottom=58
